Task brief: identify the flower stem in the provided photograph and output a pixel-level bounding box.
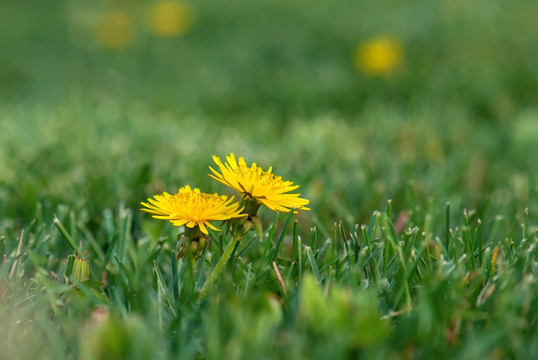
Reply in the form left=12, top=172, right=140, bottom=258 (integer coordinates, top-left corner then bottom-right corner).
left=197, top=232, right=242, bottom=302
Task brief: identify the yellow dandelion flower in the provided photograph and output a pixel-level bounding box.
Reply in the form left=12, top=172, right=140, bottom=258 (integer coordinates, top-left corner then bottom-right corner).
left=140, top=185, right=245, bottom=234
left=354, top=35, right=403, bottom=76
left=209, top=153, right=310, bottom=215
left=97, top=11, right=133, bottom=50
left=148, top=1, right=193, bottom=37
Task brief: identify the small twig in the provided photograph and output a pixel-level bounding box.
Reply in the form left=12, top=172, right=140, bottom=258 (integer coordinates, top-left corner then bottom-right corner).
left=381, top=308, right=411, bottom=320
left=9, top=230, right=25, bottom=279
left=272, top=261, right=287, bottom=296
left=1, top=230, right=24, bottom=300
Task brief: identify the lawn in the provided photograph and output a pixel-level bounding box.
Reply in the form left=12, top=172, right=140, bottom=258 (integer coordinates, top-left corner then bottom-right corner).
left=0, top=0, right=537, bottom=359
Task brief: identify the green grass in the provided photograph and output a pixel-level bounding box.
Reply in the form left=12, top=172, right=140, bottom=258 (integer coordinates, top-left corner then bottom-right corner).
left=1, top=0, right=537, bottom=358
left=1, top=101, right=536, bottom=359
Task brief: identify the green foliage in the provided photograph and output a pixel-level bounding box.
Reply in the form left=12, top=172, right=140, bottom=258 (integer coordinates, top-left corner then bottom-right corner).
left=80, top=313, right=165, bottom=360
left=1, top=199, right=537, bottom=359
left=0, top=0, right=537, bottom=358
left=297, top=275, right=389, bottom=355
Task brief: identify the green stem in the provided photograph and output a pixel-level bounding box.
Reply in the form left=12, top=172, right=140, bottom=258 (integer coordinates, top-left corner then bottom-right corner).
left=197, top=231, right=242, bottom=302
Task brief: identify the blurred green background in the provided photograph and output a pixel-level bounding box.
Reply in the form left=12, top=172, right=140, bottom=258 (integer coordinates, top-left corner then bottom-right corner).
left=0, top=0, right=537, bottom=230
left=2, top=0, right=537, bottom=114
left=1, top=2, right=538, bottom=359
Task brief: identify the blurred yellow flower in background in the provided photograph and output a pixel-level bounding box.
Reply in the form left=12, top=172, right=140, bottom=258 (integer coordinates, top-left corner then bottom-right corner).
left=354, top=36, right=403, bottom=76
left=148, top=1, right=193, bottom=37
left=97, top=11, right=134, bottom=50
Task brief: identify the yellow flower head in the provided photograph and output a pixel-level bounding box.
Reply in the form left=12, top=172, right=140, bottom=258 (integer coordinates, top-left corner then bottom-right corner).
left=354, top=35, right=403, bottom=76
left=209, top=153, right=310, bottom=214
left=140, top=185, right=245, bottom=234
left=148, top=1, right=193, bottom=37
left=97, top=11, right=134, bottom=50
